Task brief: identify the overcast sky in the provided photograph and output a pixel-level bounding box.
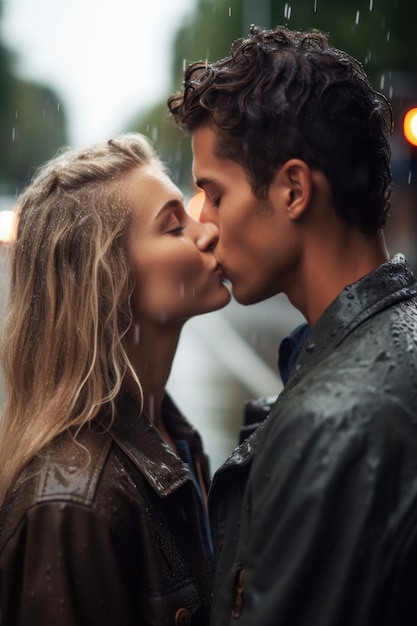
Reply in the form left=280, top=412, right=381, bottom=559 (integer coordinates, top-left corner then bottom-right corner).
left=2, top=0, right=197, bottom=146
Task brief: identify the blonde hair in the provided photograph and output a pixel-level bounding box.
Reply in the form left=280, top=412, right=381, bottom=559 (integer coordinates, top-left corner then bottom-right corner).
left=0, top=132, right=162, bottom=505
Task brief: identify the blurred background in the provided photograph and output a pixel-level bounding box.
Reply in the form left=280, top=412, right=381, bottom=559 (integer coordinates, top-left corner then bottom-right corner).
left=0, top=0, right=416, bottom=471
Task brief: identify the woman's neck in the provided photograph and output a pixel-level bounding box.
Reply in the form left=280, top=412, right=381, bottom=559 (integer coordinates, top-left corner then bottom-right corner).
left=123, top=319, right=182, bottom=432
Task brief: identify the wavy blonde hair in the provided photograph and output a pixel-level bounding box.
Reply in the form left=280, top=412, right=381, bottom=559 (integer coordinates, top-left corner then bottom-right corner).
left=0, top=132, right=162, bottom=505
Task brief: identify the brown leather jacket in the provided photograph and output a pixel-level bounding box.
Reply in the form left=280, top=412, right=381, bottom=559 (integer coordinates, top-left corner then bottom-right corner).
left=0, top=391, right=213, bottom=626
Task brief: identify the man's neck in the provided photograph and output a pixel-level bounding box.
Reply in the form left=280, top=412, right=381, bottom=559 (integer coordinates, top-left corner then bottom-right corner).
left=287, top=230, right=389, bottom=326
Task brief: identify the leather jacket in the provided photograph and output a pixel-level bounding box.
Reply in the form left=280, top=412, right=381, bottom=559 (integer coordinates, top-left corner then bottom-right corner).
left=209, top=254, right=417, bottom=626
left=0, top=392, right=213, bottom=626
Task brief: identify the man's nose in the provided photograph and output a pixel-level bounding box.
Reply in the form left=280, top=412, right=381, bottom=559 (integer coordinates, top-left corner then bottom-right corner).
left=196, top=221, right=219, bottom=251
left=199, top=200, right=219, bottom=226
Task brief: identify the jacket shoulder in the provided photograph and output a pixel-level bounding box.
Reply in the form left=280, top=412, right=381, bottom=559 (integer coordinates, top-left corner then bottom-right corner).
left=15, top=427, right=112, bottom=508
left=0, top=428, right=112, bottom=556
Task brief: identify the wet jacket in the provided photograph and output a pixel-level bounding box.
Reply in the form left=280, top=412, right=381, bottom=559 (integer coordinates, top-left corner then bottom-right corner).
left=0, top=392, right=213, bottom=626
left=209, top=254, right=417, bottom=626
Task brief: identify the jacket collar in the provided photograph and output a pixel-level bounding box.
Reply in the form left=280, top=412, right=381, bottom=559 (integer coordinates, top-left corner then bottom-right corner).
left=219, top=254, right=417, bottom=471
left=108, top=391, right=196, bottom=497
left=286, top=253, right=417, bottom=391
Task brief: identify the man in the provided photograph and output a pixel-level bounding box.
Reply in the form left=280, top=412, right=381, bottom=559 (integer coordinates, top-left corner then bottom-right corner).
left=168, top=25, right=417, bottom=625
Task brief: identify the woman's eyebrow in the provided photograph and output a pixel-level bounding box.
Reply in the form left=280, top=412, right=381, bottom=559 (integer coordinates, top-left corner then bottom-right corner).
left=154, top=198, right=183, bottom=220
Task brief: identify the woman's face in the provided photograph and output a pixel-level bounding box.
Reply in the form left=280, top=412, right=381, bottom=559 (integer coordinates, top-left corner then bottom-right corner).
left=125, top=163, right=231, bottom=326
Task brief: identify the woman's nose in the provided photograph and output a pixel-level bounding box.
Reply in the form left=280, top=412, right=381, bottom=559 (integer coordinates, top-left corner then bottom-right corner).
left=196, top=221, right=219, bottom=251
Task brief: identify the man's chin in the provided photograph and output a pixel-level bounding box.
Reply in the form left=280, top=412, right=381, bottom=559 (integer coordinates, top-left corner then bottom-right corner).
left=231, top=285, right=266, bottom=306
left=230, top=283, right=276, bottom=306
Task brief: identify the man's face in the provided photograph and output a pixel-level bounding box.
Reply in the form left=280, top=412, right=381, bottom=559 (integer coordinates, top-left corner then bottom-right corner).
left=192, top=126, right=299, bottom=305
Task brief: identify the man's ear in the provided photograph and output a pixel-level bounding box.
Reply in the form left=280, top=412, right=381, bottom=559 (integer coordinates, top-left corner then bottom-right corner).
left=269, top=159, right=313, bottom=221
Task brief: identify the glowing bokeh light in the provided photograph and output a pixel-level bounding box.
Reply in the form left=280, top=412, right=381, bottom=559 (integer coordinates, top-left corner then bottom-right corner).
left=0, top=211, right=17, bottom=243
left=403, top=108, right=417, bottom=147
left=187, top=191, right=205, bottom=219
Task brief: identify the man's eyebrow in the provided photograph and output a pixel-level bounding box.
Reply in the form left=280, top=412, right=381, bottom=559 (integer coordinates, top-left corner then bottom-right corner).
left=195, top=177, right=216, bottom=189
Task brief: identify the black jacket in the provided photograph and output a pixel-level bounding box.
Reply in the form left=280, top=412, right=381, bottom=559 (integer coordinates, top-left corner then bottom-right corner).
left=0, top=392, right=213, bottom=626
left=209, top=254, right=417, bottom=626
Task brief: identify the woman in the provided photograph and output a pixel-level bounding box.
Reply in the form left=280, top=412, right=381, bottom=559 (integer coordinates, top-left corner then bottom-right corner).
left=0, top=133, right=231, bottom=625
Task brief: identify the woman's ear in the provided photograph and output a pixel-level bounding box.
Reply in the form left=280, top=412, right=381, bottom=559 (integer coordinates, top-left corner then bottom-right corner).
left=269, top=159, right=313, bottom=221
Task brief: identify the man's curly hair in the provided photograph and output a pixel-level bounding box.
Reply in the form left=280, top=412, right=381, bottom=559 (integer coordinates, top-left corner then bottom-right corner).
left=168, top=25, right=393, bottom=234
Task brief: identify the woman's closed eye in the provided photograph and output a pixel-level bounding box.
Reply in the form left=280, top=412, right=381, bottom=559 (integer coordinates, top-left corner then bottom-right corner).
left=167, top=223, right=186, bottom=235
left=163, top=213, right=186, bottom=234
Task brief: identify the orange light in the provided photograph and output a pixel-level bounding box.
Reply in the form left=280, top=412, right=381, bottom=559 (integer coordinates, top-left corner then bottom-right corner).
left=186, top=191, right=205, bottom=219
left=0, top=211, right=17, bottom=243
left=403, top=107, right=417, bottom=147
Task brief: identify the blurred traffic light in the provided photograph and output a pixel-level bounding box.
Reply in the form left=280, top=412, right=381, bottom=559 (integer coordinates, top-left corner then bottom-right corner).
left=403, top=107, right=417, bottom=147
left=378, top=72, right=417, bottom=190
